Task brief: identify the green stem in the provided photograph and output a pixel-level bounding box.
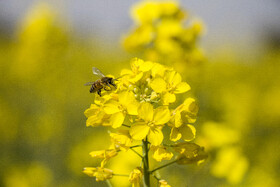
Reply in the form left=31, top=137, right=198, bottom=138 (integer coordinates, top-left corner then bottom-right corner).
left=151, top=172, right=160, bottom=181
left=130, top=148, right=143, bottom=158
left=142, top=138, right=150, bottom=187
left=122, top=124, right=130, bottom=128
left=150, top=159, right=179, bottom=173
left=130, top=145, right=142, bottom=148
left=106, top=180, right=113, bottom=187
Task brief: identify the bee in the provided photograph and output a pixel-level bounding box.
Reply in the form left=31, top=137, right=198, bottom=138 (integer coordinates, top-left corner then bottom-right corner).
left=84, top=67, right=117, bottom=96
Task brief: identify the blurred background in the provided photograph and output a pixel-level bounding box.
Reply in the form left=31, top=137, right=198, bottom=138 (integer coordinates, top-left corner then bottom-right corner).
left=0, top=0, right=279, bottom=186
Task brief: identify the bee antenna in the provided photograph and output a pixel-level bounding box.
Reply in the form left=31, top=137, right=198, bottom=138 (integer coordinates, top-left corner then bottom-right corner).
left=114, top=74, right=129, bottom=81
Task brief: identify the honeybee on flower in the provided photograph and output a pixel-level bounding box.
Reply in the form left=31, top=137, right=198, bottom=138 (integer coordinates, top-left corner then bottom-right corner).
left=83, top=58, right=207, bottom=186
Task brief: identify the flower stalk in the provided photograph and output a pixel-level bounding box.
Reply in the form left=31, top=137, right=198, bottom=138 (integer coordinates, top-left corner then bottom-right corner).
left=142, top=138, right=150, bottom=187
left=150, top=159, right=180, bottom=173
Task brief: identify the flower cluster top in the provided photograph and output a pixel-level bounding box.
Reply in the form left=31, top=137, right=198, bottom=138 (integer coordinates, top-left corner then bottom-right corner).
left=83, top=58, right=206, bottom=185
left=123, top=1, right=205, bottom=67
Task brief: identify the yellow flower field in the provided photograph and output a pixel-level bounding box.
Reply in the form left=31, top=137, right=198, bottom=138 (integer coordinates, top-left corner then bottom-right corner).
left=0, top=1, right=279, bottom=187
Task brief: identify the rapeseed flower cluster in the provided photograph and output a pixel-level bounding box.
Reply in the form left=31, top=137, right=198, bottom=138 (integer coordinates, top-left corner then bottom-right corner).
left=123, top=1, right=205, bottom=69
left=83, top=58, right=206, bottom=186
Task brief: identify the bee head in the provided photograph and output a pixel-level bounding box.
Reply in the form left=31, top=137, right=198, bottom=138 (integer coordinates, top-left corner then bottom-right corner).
left=108, top=77, right=114, bottom=84
left=108, top=77, right=117, bottom=88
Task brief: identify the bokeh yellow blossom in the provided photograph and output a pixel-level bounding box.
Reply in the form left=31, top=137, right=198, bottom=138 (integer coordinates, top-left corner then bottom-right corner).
left=83, top=167, right=113, bottom=181
left=151, top=146, right=173, bottom=162
left=89, top=149, right=118, bottom=167
left=129, top=168, right=143, bottom=187
left=173, top=142, right=207, bottom=165
left=159, top=179, right=172, bottom=187
left=123, top=1, right=205, bottom=69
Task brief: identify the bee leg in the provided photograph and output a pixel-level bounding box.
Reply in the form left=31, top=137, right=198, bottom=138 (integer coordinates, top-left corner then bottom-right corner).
left=104, top=82, right=112, bottom=90
left=104, top=87, right=111, bottom=91
left=97, top=89, right=102, bottom=96
left=111, top=82, right=117, bottom=88
left=106, top=82, right=112, bottom=88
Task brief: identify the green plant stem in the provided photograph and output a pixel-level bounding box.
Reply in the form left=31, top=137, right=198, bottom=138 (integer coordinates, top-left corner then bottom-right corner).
left=151, top=172, right=160, bottom=181
left=122, top=124, right=131, bottom=128
left=106, top=180, right=113, bottom=187
left=142, top=138, right=150, bottom=187
left=150, top=159, right=179, bottom=173
left=130, top=148, right=143, bottom=158
left=130, top=145, right=142, bottom=148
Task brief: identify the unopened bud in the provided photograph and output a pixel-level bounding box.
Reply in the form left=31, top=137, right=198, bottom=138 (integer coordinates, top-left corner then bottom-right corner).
left=144, top=88, right=149, bottom=93
left=128, top=84, right=134, bottom=91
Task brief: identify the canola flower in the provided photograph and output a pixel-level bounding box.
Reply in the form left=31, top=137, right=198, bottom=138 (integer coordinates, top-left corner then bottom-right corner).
left=83, top=58, right=206, bottom=187
left=123, top=1, right=205, bottom=70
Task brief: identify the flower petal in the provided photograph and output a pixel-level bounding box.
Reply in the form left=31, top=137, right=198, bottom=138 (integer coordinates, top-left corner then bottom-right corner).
left=148, top=128, right=163, bottom=146
left=118, top=91, right=139, bottom=115
left=110, top=112, right=125, bottom=128
left=183, top=98, right=199, bottom=114
left=126, top=102, right=139, bottom=115
left=180, top=124, right=196, bottom=141
left=170, top=127, right=181, bottom=141
left=153, top=147, right=173, bottom=162
left=174, top=82, right=191, bottom=94
left=151, top=63, right=166, bottom=77
left=162, top=92, right=176, bottom=105
left=172, top=71, right=182, bottom=86
left=119, top=91, right=134, bottom=106
left=138, top=102, right=153, bottom=121
left=130, top=122, right=150, bottom=140
left=104, top=100, right=121, bottom=114
left=130, top=72, right=143, bottom=83
left=166, top=70, right=181, bottom=86
left=174, top=112, right=182, bottom=128
left=139, top=60, right=154, bottom=72
left=153, top=106, right=170, bottom=125
left=150, top=78, right=167, bottom=93
left=84, top=104, right=99, bottom=117
left=121, top=69, right=133, bottom=76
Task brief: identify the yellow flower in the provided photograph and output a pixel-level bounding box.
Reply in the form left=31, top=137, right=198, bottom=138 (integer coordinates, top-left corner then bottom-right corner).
left=151, top=146, right=173, bottom=162
left=131, top=1, right=181, bottom=24
left=180, top=98, right=199, bottom=123
left=159, top=179, right=172, bottom=187
left=172, top=142, right=207, bottom=165
left=123, top=25, right=154, bottom=51
left=150, top=70, right=190, bottom=104
left=121, top=58, right=154, bottom=84
left=83, top=167, right=113, bottom=181
left=150, top=62, right=169, bottom=77
left=131, top=1, right=161, bottom=24
left=169, top=98, right=198, bottom=141
left=170, top=124, right=196, bottom=142
left=129, top=167, right=143, bottom=187
left=104, top=91, right=139, bottom=128
left=89, top=149, right=118, bottom=167
left=110, top=130, right=133, bottom=151
left=84, top=104, right=110, bottom=127
left=130, top=103, right=170, bottom=145
left=124, top=1, right=205, bottom=67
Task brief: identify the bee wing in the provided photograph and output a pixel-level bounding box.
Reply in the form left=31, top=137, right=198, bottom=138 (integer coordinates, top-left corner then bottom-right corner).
left=92, top=67, right=105, bottom=77
left=84, top=82, right=95, bottom=86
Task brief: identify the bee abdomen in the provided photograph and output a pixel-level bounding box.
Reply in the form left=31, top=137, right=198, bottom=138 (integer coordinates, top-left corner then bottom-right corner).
left=90, top=84, right=96, bottom=93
